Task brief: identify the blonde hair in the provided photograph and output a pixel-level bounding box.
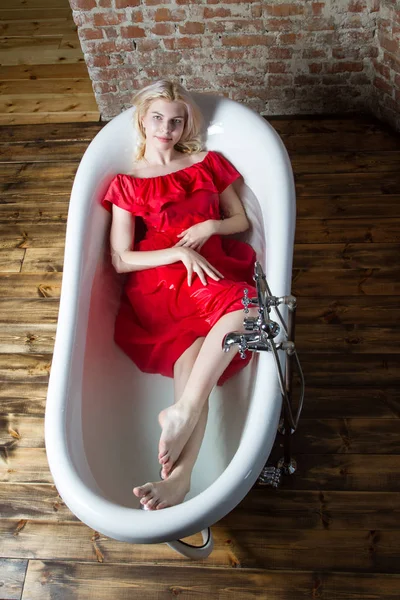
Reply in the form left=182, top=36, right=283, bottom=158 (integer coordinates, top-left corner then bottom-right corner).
left=131, top=80, right=204, bottom=161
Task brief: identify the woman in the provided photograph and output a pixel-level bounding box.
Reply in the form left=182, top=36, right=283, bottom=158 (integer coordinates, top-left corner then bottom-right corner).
left=101, top=80, right=258, bottom=511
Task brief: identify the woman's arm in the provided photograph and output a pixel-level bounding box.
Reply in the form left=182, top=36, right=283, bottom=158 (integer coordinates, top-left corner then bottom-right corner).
left=110, top=204, right=181, bottom=273
left=215, top=182, right=250, bottom=235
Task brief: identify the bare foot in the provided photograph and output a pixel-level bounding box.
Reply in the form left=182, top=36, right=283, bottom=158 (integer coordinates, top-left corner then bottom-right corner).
left=133, top=468, right=190, bottom=510
left=158, top=403, right=200, bottom=476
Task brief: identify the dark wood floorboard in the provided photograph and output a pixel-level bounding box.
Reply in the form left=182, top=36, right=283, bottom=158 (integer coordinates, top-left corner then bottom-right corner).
left=0, top=114, right=399, bottom=599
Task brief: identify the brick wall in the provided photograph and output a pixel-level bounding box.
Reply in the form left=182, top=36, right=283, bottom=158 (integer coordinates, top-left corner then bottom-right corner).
left=70, top=0, right=399, bottom=130
left=371, top=0, right=400, bottom=131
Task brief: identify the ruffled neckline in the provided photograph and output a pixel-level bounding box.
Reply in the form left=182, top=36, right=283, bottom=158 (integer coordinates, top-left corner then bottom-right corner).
left=124, top=151, right=211, bottom=182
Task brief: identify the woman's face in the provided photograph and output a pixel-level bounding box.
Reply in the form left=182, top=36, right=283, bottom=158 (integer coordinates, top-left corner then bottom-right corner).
left=141, top=99, right=186, bottom=150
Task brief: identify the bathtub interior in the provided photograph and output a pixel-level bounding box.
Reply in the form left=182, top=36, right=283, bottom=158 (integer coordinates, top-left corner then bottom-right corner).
left=58, top=95, right=294, bottom=515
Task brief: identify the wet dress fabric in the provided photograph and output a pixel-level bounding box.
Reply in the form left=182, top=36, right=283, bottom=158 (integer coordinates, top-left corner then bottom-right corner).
left=101, top=150, right=258, bottom=386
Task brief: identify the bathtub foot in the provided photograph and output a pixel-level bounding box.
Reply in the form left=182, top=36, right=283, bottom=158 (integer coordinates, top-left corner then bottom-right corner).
left=277, top=456, right=297, bottom=476
left=166, top=527, right=214, bottom=559
left=257, top=465, right=281, bottom=488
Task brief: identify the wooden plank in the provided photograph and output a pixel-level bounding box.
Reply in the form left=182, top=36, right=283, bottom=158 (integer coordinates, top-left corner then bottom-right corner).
left=2, top=519, right=400, bottom=572
left=1, top=0, right=68, bottom=8
left=0, top=225, right=66, bottom=250
left=297, top=354, right=400, bottom=386
left=301, top=387, right=400, bottom=420
left=0, top=94, right=98, bottom=115
left=291, top=151, right=400, bottom=174
left=0, top=112, right=101, bottom=125
left=0, top=558, right=27, bottom=600
left=0, top=323, right=56, bottom=353
left=21, top=248, right=64, bottom=272
left=0, top=382, right=47, bottom=416
left=0, top=448, right=51, bottom=483
left=268, top=453, right=400, bottom=492
left=0, top=142, right=88, bottom=164
left=0, top=249, right=24, bottom=273
left=293, top=419, right=400, bottom=455
left=0, top=201, right=69, bottom=222
left=0, top=8, right=72, bottom=20
left=294, top=297, right=400, bottom=326
left=20, top=561, right=400, bottom=599
left=295, top=325, right=400, bottom=354
left=0, top=63, right=92, bottom=81
left=269, top=115, right=395, bottom=135
left=293, top=243, right=400, bottom=269
left=0, top=484, right=75, bottom=521
left=292, top=268, right=400, bottom=296
left=297, top=194, right=400, bottom=219
left=0, top=21, right=76, bottom=38
left=0, top=164, right=77, bottom=194
left=0, top=46, right=85, bottom=67
left=227, top=489, right=400, bottom=531
left=0, top=354, right=52, bottom=382
left=3, top=484, right=400, bottom=532
left=295, top=172, right=400, bottom=196
left=0, top=298, right=59, bottom=323
left=0, top=414, right=44, bottom=448
left=295, top=218, right=400, bottom=243
left=0, top=274, right=61, bottom=298
left=0, top=121, right=102, bottom=143
left=0, top=79, right=93, bottom=96
left=282, top=132, right=400, bottom=152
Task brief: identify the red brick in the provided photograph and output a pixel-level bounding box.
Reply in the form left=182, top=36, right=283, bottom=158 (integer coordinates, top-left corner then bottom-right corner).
left=268, top=74, right=293, bottom=86
left=204, top=7, right=231, bottom=18
left=174, top=37, right=203, bottom=49
left=395, top=74, right=400, bottom=88
left=303, top=48, right=326, bottom=58
left=306, top=17, right=335, bottom=31
left=144, top=0, right=170, bottom=4
left=268, top=61, right=290, bottom=73
left=312, top=3, right=325, bottom=16
left=154, top=8, right=186, bottom=21
left=383, top=52, right=400, bottom=74
left=374, top=60, right=391, bottom=80
left=86, top=54, right=111, bottom=67
left=78, top=28, right=104, bottom=40
left=265, top=18, right=295, bottom=32
left=72, top=12, right=93, bottom=27
left=93, top=13, right=122, bottom=26
left=330, top=61, right=364, bottom=73
left=251, top=5, right=262, bottom=18
left=295, top=74, right=318, bottom=86
left=379, top=34, right=399, bottom=55
left=136, top=39, right=160, bottom=52
left=93, top=82, right=117, bottom=93
left=69, top=0, right=96, bottom=9
left=268, top=46, right=294, bottom=59
left=115, top=0, right=140, bottom=6
left=374, top=76, right=393, bottom=95
left=265, top=3, right=304, bottom=16
left=179, top=22, right=205, bottom=34
left=332, top=47, right=360, bottom=59
left=348, top=0, right=367, bottom=12
left=309, top=63, right=323, bottom=74
left=222, top=34, right=270, bottom=47
left=98, top=0, right=112, bottom=6
left=280, top=33, right=302, bottom=44
left=103, top=27, right=118, bottom=39
left=120, top=26, right=146, bottom=38
left=150, top=22, right=175, bottom=35
left=85, top=40, right=116, bottom=53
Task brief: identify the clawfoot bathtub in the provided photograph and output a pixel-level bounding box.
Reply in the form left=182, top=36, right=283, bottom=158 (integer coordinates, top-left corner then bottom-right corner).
left=45, top=94, right=296, bottom=558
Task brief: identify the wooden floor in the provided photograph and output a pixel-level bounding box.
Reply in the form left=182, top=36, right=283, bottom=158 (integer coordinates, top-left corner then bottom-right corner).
left=0, top=0, right=99, bottom=125
left=1, top=115, right=400, bottom=599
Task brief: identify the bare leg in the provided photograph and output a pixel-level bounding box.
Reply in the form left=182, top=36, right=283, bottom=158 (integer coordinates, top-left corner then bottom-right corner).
left=158, top=307, right=258, bottom=473
left=133, top=337, right=209, bottom=510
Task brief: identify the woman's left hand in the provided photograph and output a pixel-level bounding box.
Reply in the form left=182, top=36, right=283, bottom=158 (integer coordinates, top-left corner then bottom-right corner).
left=174, top=220, right=219, bottom=251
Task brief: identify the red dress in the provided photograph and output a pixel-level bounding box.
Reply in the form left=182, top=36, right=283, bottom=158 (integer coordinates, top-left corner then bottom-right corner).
left=101, top=150, right=257, bottom=386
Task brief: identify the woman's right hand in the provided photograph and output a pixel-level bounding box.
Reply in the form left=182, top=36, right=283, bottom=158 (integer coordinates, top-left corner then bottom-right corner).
left=176, top=247, right=224, bottom=287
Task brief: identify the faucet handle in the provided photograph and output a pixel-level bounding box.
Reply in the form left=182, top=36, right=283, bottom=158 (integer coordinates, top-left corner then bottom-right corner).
left=242, top=288, right=259, bottom=313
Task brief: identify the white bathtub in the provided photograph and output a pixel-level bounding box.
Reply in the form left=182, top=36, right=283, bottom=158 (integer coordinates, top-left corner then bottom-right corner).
left=45, top=93, right=296, bottom=556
